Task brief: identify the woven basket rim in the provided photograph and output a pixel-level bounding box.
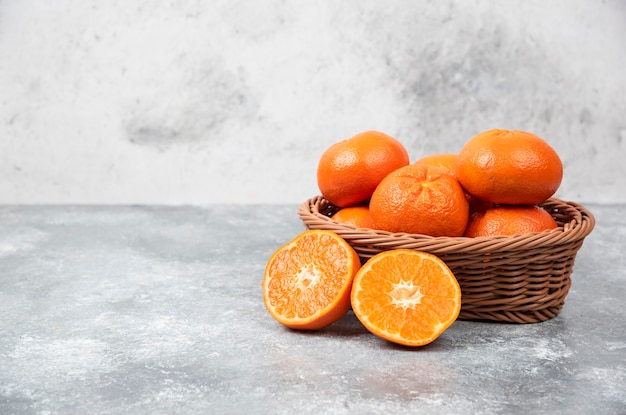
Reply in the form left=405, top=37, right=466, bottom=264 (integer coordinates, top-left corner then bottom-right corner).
left=298, top=195, right=595, bottom=253
left=299, top=195, right=595, bottom=323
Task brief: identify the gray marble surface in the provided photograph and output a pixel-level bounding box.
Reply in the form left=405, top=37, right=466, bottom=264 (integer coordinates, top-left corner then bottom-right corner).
left=0, top=204, right=624, bottom=414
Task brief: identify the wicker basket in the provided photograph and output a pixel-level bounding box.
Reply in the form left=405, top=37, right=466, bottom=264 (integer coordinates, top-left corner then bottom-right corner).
left=298, top=195, right=595, bottom=324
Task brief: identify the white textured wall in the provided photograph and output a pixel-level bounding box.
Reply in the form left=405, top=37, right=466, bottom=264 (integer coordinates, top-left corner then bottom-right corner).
left=1, top=1, right=625, bottom=205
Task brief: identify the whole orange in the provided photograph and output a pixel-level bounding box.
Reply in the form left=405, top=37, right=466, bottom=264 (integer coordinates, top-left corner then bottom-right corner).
left=414, top=153, right=459, bottom=178
left=369, top=164, right=469, bottom=237
left=464, top=205, right=558, bottom=237
left=331, top=206, right=374, bottom=229
left=456, top=129, right=563, bottom=205
left=417, top=153, right=494, bottom=212
left=317, top=131, right=410, bottom=207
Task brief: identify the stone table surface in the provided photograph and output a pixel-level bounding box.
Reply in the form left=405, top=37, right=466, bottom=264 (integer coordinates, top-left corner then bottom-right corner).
left=0, top=204, right=624, bottom=415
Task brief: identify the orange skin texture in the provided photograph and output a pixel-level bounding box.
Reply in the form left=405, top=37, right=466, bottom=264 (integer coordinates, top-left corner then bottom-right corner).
left=417, top=153, right=491, bottom=209
left=414, top=153, right=459, bottom=178
left=369, top=164, right=470, bottom=237
left=262, top=230, right=361, bottom=330
left=317, top=131, right=410, bottom=207
left=331, top=205, right=374, bottom=229
left=464, top=205, right=558, bottom=237
left=456, top=129, right=563, bottom=205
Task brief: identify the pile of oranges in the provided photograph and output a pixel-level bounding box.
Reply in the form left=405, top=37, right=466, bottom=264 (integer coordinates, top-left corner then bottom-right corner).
left=320, top=129, right=563, bottom=238
left=263, top=128, right=565, bottom=347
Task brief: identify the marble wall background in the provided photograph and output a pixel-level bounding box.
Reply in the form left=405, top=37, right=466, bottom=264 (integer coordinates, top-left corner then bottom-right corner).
left=1, top=0, right=625, bottom=205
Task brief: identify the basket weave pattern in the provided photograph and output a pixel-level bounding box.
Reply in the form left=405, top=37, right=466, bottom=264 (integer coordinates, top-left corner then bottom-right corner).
left=298, top=196, right=595, bottom=324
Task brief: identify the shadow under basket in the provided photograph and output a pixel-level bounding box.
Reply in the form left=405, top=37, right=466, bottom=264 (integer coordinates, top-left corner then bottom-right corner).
left=298, top=196, right=596, bottom=324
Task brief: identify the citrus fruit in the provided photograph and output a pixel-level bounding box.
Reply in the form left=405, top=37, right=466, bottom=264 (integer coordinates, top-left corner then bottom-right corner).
left=351, top=249, right=461, bottom=347
left=317, top=130, right=410, bottom=207
left=331, top=205, right=374, bottom=229
left=369, top=164, right=469, bottom=237
left=456, top=129, right=563, bottom=205
left=262, top=230, right=361, bottom=330
left=414, top=153, right=459, bottom=178
left=464, top=205, right=558, bottom=237
left=417, top=153, right=493, bottom=211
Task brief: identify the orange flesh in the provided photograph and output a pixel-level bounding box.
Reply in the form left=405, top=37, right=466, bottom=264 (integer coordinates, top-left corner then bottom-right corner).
left=351, top=249, right=461, bottom=346
left=263, top=230, right=360, bottom=330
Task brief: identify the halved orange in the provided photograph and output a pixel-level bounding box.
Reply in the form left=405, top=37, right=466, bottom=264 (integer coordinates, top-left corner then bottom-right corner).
left=262, top=230, right=361, bottom=330
left=351, top=249, right=461, bottom=347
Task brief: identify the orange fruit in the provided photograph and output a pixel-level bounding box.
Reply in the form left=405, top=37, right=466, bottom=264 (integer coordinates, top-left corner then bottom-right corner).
left=262, top=230, right=361, bottom=330
left=369, top=164, right=469, bottom=237
left=351, top=249, right=461, bottom=347
left=457, top=129, right=563, bottom=205
left=464, top=205, right=558, bottom=237
left=417, top=153, right=493, bottom=212
left=317, top=130, right=410, bottom=207
left=330, top=205, right=374, bottom=229
left=414, top=153, right=459, bottom=178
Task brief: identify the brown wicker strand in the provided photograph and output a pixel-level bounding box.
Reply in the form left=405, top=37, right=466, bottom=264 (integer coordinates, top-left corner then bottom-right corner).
left=298, top=195, right=595, bottom=324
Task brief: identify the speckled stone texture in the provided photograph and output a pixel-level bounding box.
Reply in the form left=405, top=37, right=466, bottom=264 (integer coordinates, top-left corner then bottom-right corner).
left=1, top=1, right=625, bottom=204
left=0, top=204, right=624, bottom=414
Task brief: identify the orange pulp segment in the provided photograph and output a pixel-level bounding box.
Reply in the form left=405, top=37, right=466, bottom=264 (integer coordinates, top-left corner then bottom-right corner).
left=263, top=230, right=361, bottom=330
left=351, top=249, right=461, bottom=346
